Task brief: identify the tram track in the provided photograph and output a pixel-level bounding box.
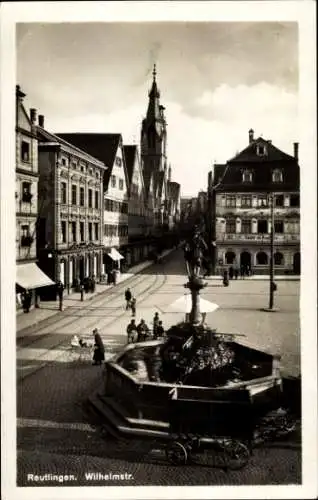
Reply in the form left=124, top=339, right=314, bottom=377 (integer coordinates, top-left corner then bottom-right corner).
left=17, top=262, right=166, bottom=349
left=17, top=265, right=168, bottom=380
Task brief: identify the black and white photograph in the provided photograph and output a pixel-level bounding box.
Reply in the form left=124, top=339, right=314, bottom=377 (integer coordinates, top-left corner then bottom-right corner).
left=1, top=1, right=317, bottom=499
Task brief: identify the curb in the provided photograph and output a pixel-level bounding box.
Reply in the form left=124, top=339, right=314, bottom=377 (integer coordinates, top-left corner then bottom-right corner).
left=17, top=248, right=176, bottom=335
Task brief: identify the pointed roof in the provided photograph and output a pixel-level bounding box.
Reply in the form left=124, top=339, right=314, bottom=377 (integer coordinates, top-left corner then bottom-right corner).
left=122, top=145, right=137, bottom=185
left=228, top=137, right=296, bottom=163
left=146, top=64, right=162, bottom=122
left=56, top=133, right=127, bottom=190
left=148, top=64, right=160, bottom=99
left=37, top=128, right=106, bottom=167
left=214, top=136, right=299, bottom=192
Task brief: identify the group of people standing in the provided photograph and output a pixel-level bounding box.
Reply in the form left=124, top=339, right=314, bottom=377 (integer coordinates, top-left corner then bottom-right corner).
left=223, top=265, right=252, bottom=286
left=125, top=287, right=165, bottom=344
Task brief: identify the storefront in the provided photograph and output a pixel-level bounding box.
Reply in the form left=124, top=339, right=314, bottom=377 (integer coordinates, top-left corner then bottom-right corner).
left=16, top=262, right=55, bottom=309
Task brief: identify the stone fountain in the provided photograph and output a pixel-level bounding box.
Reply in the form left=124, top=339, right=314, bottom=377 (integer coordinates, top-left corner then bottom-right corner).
left=87, top=227, right=287, bottom=440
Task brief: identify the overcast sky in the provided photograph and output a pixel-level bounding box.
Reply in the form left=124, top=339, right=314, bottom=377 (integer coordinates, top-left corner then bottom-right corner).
left=17, top=22, right=298, bottom=196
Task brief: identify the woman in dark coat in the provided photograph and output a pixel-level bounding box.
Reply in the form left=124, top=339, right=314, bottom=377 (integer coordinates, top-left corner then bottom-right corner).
left=92, top=328, right=105, bottom=365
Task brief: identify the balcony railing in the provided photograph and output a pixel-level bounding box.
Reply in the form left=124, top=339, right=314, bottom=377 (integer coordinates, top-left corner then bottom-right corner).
left=218, top=233, right=300, bottom=243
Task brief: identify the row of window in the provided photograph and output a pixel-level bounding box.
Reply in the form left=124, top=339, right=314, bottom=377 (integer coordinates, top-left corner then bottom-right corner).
left=60, top=221, right=100, bottom=243
left=225, top=251, right=285, bottom=266
left=60, top=158, right=101, bottom=178
left=241, top=168, right=283, bottom=184
left=103, top=225, right=128, bottom=237
left=61, top=183, right=100, bottom=208
left=224, top=194, right=300, bottom=208
left=110, top=175, right=124, bottom=190
left=104, top=199, right=128, bottom=213
left=224, top=219, right=300, bottom=234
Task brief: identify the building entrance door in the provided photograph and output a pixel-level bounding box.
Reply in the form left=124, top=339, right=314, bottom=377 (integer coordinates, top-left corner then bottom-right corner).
left=240, top=251, right=251, bottom=269
left=79, top=257, right=85, bottom=281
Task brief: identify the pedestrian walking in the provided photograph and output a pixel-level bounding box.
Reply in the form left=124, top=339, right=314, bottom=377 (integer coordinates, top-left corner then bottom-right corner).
left=56, top=280, right=64, bottom=311
left=229, top=266, right=234, bottom=279
left=126, top=319, right=138, bottom=344
left=91, top=275, right=96, bottom=293
left=223, top=269, right=229, bottom=287
left=153, top=312, right=160, bottom=338
left=240, top=265, right=245, bottom=279
left=125, top=288, right=132, bottom=310
left=80, top=282, right=84, bottom=301
left=234, top=268, right=239, bottom=280
left=22, top=290, right=31, bottom=313
left=92, top=328, right=105, bottom=365
left=83, top=277, right=89, bottom=293
left=112, top=268, right=119, bottom=285
left=130, top=297, right=136, bottom=317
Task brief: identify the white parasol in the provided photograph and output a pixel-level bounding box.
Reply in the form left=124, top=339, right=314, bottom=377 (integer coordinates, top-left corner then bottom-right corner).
left=168, top=294, right=219, bottom=314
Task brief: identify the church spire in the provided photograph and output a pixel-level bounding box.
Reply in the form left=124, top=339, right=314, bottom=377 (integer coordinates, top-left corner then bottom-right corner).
left=148, top=63, right=160, bottom=99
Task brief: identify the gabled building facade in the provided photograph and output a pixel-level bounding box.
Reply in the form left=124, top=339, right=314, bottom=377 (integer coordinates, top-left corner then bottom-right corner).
left=209, top=129, right=300, bottom=275
left=37, top=125, right=106, bottom=292
left=15, top=86, right=54, bottom=308
left=57, top=133, right=129, bottom=274
left=16, top=86, right=39, bottom=266
left=123, top=144, right=154, bottom=266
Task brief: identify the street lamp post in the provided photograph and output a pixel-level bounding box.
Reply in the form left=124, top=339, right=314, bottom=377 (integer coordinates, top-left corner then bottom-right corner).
left=262, top=192, right=277, bottom=312
left=207, top=181, right=216, bottom=275
left=269, top=192, right=275, bottom=309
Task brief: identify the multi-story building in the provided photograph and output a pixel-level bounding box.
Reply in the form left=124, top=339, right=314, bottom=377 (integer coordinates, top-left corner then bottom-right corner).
left=123, top=144, right=154, bottom=266
left=209, top=129, right=300, bottom=275
left=57, top=133, right=129, bottom=274
left=36, top=124, right=106, bottom=293
left=15, top=86, right=53, bottom=306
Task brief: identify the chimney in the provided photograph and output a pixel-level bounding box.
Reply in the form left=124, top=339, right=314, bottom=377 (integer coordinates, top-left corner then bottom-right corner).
left=38, top=114, right=45, bottom=128
left=248, top=128, right=254, bottom=144
left=293, top=142, right=299, bottom=162
left=30, top=108, right=37, bottom=124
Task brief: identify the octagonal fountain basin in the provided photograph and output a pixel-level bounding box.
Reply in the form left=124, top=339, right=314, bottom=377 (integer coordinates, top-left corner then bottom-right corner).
left=102, top=338, right=283, bottom=439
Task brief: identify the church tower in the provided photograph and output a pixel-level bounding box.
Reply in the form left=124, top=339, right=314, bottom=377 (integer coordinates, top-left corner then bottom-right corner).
left=140, top=64, right=168, bottom=197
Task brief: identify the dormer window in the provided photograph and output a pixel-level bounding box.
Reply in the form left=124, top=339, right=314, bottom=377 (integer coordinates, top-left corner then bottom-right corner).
left=115, top=157, right=122, bottom=167
left=272, top=169, right=283, bottom=183
left=242, top=170, right=253, bottom=183
left=256, top=144, right=267, bottom=157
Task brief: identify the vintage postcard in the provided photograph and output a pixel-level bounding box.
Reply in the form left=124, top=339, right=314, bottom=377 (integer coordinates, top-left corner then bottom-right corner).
left=1, top=1, right=317, bottom=500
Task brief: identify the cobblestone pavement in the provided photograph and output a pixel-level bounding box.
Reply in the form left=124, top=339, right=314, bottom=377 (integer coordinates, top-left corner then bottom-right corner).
left=16, top=250, right=301, bottom=487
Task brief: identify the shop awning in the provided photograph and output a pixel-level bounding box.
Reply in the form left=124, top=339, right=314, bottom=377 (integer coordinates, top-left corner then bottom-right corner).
left=16, top=263, right=55, bottom=290
left=108, top=248, right=124, bottom=261
left=168, top=295, right=219, bottom=314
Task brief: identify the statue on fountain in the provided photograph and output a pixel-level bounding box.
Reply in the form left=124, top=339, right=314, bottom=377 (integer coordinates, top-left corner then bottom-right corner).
left=184, top=225, right=208, bottom=280
left=183, top=226, right=209, bottom=327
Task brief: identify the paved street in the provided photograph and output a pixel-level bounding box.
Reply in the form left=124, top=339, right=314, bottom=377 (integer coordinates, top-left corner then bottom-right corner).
left=17, top=249, right=301, bottom=486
